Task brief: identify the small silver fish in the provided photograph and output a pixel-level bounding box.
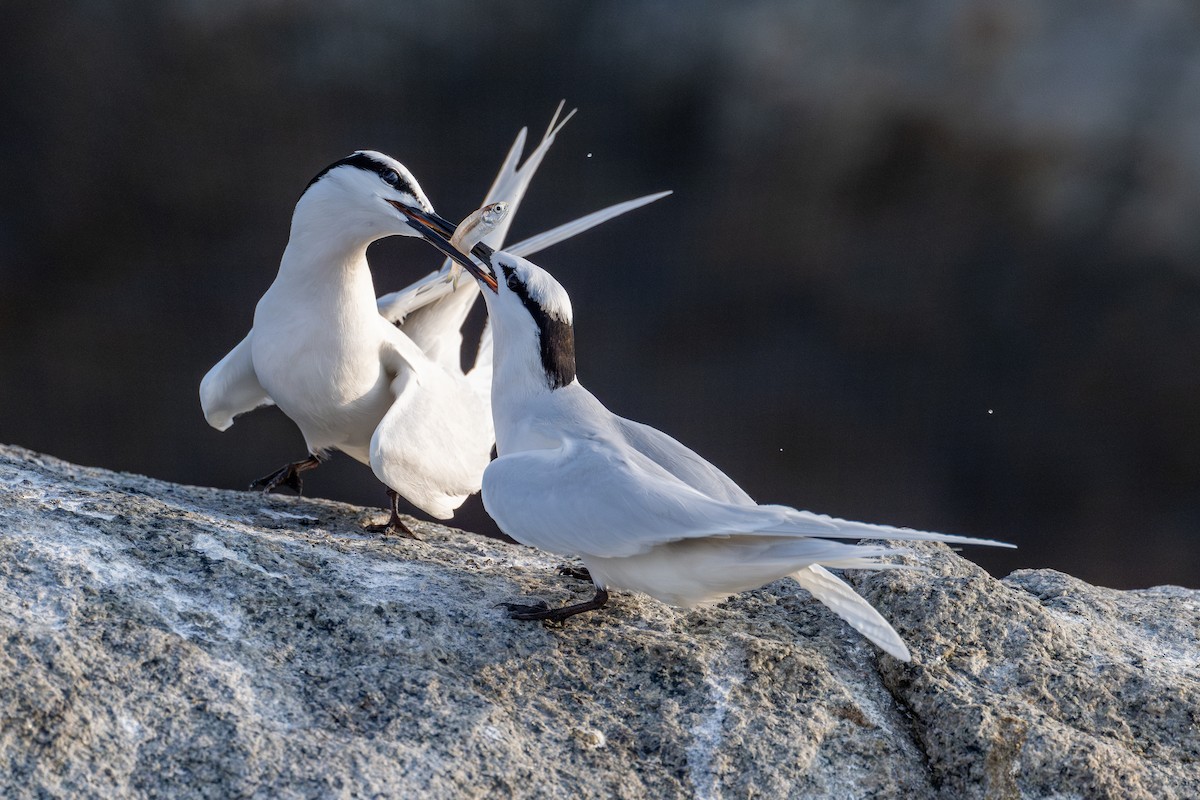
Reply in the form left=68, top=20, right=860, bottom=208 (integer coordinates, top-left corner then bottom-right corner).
left=445, top=202, right=509, bottom=287
left=450, top=201, right=510, bottom=256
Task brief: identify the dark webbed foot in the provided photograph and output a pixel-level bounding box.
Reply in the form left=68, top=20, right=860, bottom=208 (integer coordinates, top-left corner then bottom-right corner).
left=557, top=565, right=593, bottom=582
left=501, top=588, right=610, bottom=624
left=364, top=489, right=419, bottom=540
left=364, top=519, right=418, bottom=539
left=501, top=598, right=552, bottom=618
left=251, top=454, right=321, bottom=494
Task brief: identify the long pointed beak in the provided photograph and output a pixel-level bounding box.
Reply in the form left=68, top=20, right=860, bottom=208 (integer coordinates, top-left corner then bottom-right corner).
left=386, top=201, right=499, bottom=292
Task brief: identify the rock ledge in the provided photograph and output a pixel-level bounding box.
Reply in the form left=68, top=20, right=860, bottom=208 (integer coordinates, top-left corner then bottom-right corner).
left=0, top=445, right=1196, bottom=799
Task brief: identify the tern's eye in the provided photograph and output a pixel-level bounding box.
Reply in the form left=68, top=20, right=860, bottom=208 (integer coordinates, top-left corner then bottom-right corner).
left=381, top=169, right=401, bottom=187
left=501, top=265, right=521, bottom=291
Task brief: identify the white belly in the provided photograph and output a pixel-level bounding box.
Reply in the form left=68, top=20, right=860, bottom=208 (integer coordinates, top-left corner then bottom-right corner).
left=251, top=312, right=395, bottom=461
left=583, top=539, right=808, bottom=608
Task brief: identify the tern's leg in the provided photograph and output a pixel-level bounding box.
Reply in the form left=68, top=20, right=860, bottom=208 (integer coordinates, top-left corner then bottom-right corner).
left=251, top=454, right=321, bottom=494
left=364, top=489, right=418, bottom=539
left=502, top=588, right=610, bottom=624
left=557, top=565, right=593, bottom=583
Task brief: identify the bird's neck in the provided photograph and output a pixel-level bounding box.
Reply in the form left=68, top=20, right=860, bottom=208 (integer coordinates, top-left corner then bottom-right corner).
left=491, top=341, right=555, bottom=402
left=488, top=317, right=579, bottom=453
left=271, top=219, right=378, bottom=311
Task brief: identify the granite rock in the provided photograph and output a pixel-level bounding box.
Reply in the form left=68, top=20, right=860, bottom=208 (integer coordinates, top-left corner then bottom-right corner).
left=0, top=444, right=1196, bottom=798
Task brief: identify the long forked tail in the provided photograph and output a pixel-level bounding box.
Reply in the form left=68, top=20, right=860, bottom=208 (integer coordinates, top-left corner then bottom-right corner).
left=792, top=564, right=912, bottom=661
left=758, top=507, right=1017, bottom=551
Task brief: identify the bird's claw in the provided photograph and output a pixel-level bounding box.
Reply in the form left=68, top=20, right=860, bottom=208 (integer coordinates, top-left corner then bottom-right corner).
left=557, top=565, right=593, bottom=582
left=250, top=455, right=320, bottom=495
left=498, top=588, right=610, bottom=624
left=365, top=488, right=418, bottom=539
left=499, top=599, right=553, bottom=620
left=250, top=467, right=302, bottom=495
left=364, top=519, right=419, bottom=540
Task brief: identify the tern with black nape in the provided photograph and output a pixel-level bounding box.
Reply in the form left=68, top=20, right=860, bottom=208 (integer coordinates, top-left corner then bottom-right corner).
left=411, top=203, right=1013, bottom=661
left=200, top=106, right=668, bottom=535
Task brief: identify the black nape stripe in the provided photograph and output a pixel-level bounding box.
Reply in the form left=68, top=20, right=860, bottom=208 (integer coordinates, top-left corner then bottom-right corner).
left=502, top=266, right=576, bottom=389
left=537, top=316, right=577, bottom=389
left=302, top=152, right=418, bottom=198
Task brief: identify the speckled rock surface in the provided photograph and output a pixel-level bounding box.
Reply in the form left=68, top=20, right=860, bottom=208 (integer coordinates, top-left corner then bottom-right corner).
left=853, top=555, right=1200, bottom=799
left=1, top=444, right=1197, bottom=799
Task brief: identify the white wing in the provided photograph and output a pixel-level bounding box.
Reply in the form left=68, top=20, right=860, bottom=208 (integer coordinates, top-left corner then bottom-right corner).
left=478, top=101, right=577, bottom=247
left=504, top=191, right=672, bottom=258
left=371, top=106, right=572, bottom=365
left=375, top=104, right=670, bottom=374
left=199, top=333, right=273, bottom=431
left=392, top=280, right=480, bottom=370
left=482, top=435, right=832, bottom=558
left=374, top=190, right=673, bottom=328
left=393, top=106, right=583, bottom=357
left=612, top=414, right=753, bottom=505
left=369, top=327, right=493, bottom=518
left=482, top=432, right=1013, bottom=560
left=374, top=104, right=594, bottom=369
left=375, top=268, right=459, bottom=327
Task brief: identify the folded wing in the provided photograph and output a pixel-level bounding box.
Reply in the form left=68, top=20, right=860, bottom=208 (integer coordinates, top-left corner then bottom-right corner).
left=483, top=435, right=1012, bottom=559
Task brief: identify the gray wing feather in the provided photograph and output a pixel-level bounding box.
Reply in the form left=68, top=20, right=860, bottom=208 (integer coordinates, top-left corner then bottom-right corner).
left=483, top=435, right=1013, bottom=559
left=612, top=415, right=754, bottom=505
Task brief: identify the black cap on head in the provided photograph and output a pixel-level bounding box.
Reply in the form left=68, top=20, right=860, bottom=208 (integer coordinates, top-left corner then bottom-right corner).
left=303, top=152, right=424, bottom=204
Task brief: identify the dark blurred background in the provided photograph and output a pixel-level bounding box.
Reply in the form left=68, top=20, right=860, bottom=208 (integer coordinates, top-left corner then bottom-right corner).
left=2, top=0, right=1198, bottom=589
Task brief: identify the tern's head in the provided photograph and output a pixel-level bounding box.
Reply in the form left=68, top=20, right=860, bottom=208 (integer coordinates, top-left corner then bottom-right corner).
left=486, top=254, right=576, bottom=390
left=397, top=201, right=576, bottom=389
left=295, top=151, right=492, bottom=263
left=431, top=241, right=576, bottom=389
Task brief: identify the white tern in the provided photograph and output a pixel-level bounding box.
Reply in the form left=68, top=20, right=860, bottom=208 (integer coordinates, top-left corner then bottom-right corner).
left=401, top=207, right=1013, bottom=660
left=200, top=106, right=668, bottom=534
